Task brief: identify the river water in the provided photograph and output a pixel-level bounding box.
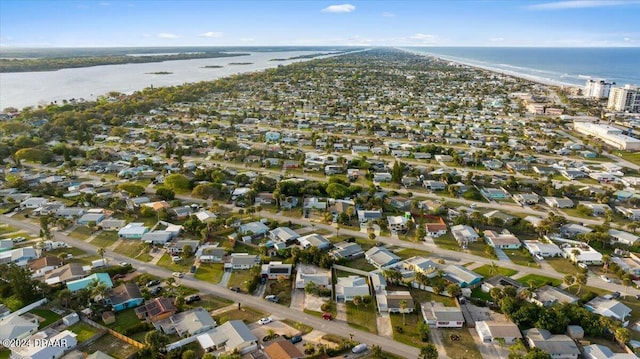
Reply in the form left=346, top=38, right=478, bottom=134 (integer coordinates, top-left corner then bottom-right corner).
left=0, top=51, right=328, bottom=110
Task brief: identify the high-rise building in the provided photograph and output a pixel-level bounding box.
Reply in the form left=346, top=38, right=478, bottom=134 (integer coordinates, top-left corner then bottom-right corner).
left=607, top=85, right=640, bottom=113
left=584, top=79, right=613, bottom=99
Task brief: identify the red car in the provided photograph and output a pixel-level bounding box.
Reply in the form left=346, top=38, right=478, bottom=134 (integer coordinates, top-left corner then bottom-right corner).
left=322, top=313, right=333, bottom=320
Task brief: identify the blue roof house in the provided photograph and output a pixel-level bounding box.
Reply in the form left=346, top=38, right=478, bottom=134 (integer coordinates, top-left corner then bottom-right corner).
left=67, top=273, right=113, bottom=292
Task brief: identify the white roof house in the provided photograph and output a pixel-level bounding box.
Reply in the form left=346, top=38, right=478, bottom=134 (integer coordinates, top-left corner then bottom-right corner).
left=586, top=297, right=632, bottom=325
left=450, top=225, right=479, bottom=246
left=563, top=245, right=603, bottom=265
left=0, top=315, right=39, bottom=341
left=196, top=320, right=258, bottom=355
left=298, top=233, right=332, bottom=250
left=523, top=328, right=580, bottom=359
left=523, top=240, right=563, bottom=257
left=0, top=247, right=38, bottom=267
left=239, top=221, right=269, bottom=236
left=608, top=229, right=639, bottom=246
left=476, top=321, right=522, bottom=345
left=10, top=330, right=77, bottom=359
left=269, top=227, right=300, bottom=243
left=335, top=276, right=370, bottom=302
left=583, top=344, right=639, bottom=359
left=295, top=264, right=331, bottom=289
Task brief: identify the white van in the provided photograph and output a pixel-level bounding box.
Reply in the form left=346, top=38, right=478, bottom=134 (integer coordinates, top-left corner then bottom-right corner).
left=352, top=344, right=368, bottom=354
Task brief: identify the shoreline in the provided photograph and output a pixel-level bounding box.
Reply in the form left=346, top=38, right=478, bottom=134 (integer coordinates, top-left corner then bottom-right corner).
left=399, top=48, right=578, bottom=88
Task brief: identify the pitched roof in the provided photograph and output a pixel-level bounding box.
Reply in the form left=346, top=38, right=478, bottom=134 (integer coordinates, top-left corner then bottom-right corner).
left=135, top=297, right=177, bottom=320
left=264, top=340, right=304, bottom=359
left=28, top=256, right=61, bottom=271
left=109, top=283, right=143, bottom=306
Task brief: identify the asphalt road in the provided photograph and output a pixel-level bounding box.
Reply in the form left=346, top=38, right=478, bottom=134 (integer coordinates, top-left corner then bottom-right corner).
left=1, top=215, right=421, bottom=359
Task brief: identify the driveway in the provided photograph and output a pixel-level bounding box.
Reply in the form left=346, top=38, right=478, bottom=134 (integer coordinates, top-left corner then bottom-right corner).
left=219, top=270, right=232, bottom=287
left=376, top=313, right=392, bottom=338
left=336, top=302, right=347, bottom=321
left=494, top=248, right=512, bottom=263
left=469, top=328, right=510, bottom=359
left=290, top=288, right=305, bottom=311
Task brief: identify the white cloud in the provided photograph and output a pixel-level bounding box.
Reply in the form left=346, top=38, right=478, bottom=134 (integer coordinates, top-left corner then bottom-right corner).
left=527, top=0, right=639, bottom=10
left=157, top=33, right=178, bottom=39
left=410, top=33, right=438, bottom=43
left=199, top=31, right=223, bottom=38
left=382, top=12, right=395, bottom=17
left=321, top=4, right=355, bottom=13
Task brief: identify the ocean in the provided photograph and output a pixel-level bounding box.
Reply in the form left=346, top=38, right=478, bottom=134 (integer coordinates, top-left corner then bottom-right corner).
left=406, top=47, right=640, bottom=87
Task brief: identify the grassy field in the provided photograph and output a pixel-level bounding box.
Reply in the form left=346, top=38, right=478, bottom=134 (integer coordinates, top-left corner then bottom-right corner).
left=157, top=253, right=194, bottom=271
left=227, top=270, right=256, bottom=292
left=304, top=300, right=337, bottom=318
left=390, top=313, right=425, bottom=348
left=105, top=308, right=141, bottom=333
left=67, top=321, right=99, bottom=342
left=214, top=307, right=264, bottom=325
left=344, top=257, right=377, bottom=272
left=504, top=249, right=540, bottom=268
left=113, top=240, right=153, bottom=262
left=473, top=264, right=518, bottom=278
left=439, top=328, right=483, bottom=359
left=185, top=294, right=233, bottom=312
left=346, top=302, right=377, bottom=334
left=263, top=278, right=293, bottom=307
left=516, top=274, right=562, bottom=288
left=69, top=226, right=93, bottom=240
left=546, top=257, right=582, bottom=275
left=616, top=151, right=640, bottom=166
left=471, top=287, right=493, bottom=301
left=0, top=225, right=18, bottom=234
left=433, top=232, right=459, bottom=251
left=395, top=247, right=431, bottom=259
left=47, top=247, right=86, bottom=257
left=194, top=263, right=224, bottom=284
left=29, top=309, right=62, bottom=329
left=91, top=231, right=119, bottom=247
left=282, top=319, right=313, bottom=335
left=407, top=287, right=457, bottom=307
left=0, top=349, right=9, bottom=359
left=83, top=334, right=139, bottom=359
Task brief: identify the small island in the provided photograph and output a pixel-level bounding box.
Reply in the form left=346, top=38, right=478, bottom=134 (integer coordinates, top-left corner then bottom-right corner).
left=202, top=65, right=223, bottom=68
left=228, top=62, right=253, bottom=65
left=146, top=71, right=173, bottom=75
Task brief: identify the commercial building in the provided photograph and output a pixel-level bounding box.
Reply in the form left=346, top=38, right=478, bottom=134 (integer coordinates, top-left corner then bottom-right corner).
left=573, top=122, right=640, bottom=151
left=607, top=85, right=640, bottom=112
left=584, top=79, right=613, bottom=99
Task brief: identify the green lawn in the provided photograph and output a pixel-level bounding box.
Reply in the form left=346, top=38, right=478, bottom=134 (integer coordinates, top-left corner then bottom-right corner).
left=390, top=313, right=426, bottom=348
left=395, top=247, right=431, bottom=259
left=343, top=257, right=377, bottom=272
left=47, top=247, right=86, bottom=257
left=91, top=231, right=119, bottom=248
left=473, top=264, right=518, bottom=278
left=433, top=232, right=460, bottom=251
left=516, top=274, right=562, bottom=288
left=471, top=287, right=493, bottom=301
left=105, top=308, right=141, bottom=333
left=263, top=278, right=293, bottom=307
left=615, top=151, right=640, bottom=166
left=69, top=226, right=93, bottom=240
left=345, top=302, right=377, bottom=334
left=67, top=321, right=99, bottom=342
left=29, top=309, right=62, bottom=329
left=440, top=328, right=483, bottom=359
left=282, top=319, right=313, bottom=335
left=546, top=257, right=583, bottom=275
left=504, top=249, right=540, bottom=268
left=113, top=240, right=153, bottom=262
left=157, top=253, right=195, bottom=272
left=214, top=307, right=265, bottom=325
left=0, top=349, right=9, bottom=359
left=304, top=300, right=337, bottom=318
left=0, top=225, right=18, bottom=234
left=407, top=287, right=457, bottom=307
left=194, top=263, right=224, bottom=284
left=186, top=295, right=233, bottom=311
left=227, top=270, right=257, bottom=292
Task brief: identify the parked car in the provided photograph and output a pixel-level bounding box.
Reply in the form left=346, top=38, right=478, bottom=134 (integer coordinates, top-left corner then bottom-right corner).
left=322, top=312, right=333, bottom=320
left=612, top=292, right=621, bottom=299
left=352, top=344, right=368, bottom=354
left=190, top=265, right=197, bottom=273
left=265, top=295, right=279, bottom=303
left=150, top=286, right=162, bottom=296
left=120, top=262, right=130, bottom=267
left=258, top=317, right=273, bottom=325
left=171, top=256, right=182, bottom=262
left=172, top=272, right=184, bottom=278
left=290, top=335, right=302, bottom=344
left=185, top=294, right=201, bottom=304
left=601, top=275, right=612, bottom=283
left=146, top=279, right=161, bottom=287
left=13, top=237, right=25, bottom=243
left=230, top=287, right=241, bottom=292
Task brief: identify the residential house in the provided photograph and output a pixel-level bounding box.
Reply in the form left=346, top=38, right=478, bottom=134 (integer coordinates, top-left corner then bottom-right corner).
left=44, top=263, right=87, bottom=285
left=561, top=224, right=593, bottom=238
left=169, top=240, right=200, bottom=255
left=523, top=240, right=563, bottom=258
left=141, top=231, right=173, bottom=245
left=264, top=340, right=305, bottom=359
left=365, top=247, right=401, bottom=268
left=583, top=344, right=639, bottom=359
left=195, top=245, right=226, bottom=263
left=483, top=210, right=515, bottom=224
left=28, top=256, right=61, bottom=278
left=450, top=225, right=479, bottom=247
left=563, top=244, right=603, bottom=265
left=481, top=276, right=526, bottom=294
left=402, top=256, right=439, bottom=277
left=330, top=241, right=364, bottom=260
left=157, top=308, right=217, bottom=337
left=295, top=264, right=331, bottom=289
left=135, top=297, right=178, bottom=323
left=544, top=197, right=575, bottom=209
left=484, top=230, right=521, bottom=249
left=0, top=315, right=39, bottom=341
left=388, top=196, right=412, bottom=210
left=480, top=187, right=509, bottom=200
left=373, top=172, right=392, bottom=182
left=387, top=216, right=409, bottom=232
left=377, top=291, right=414, bottom=314
left=335, top=276, right=370, bottom=302
left=0, top=247, right=38, bottom=267
left=143, top=201, right=171, bottom=211
left=269, top=227, right=300, bottom=245
left=303, top=197, right=327, bottom=211
left=422, top=180, right=446, bottom=191
left=99, top=219, right=127, bottom=231
left=608, top=229, right=639, bottom=246
left=513, top=193, right=540, bottom=206
left=261, top=261, right=292, bottom=279
left=475, top=321, right=523, bottom=345
left=441, top=264, right=483, bottom=288
left=55, top=207, right=85, bottom=219
left=357, top=209, right=383, bottom=224
left=580, top=202, right=612, bottom=216
left=194, top=210, right=218, bottom=223
left=229, top=254, right=260, bottom=270
left=20, top=197, right=48, bottom=209
left=87, top=351, right=116, bottom=359
left=9, top=330, right=77, bottom=359
left=425, top=217, right=448, bottom=238
left=421, top=302, right=465, bottom=328
left=171, top=206, right=193, bottom=220
left=254, top=192, right=275, bottom=205
left=530, top=285, right=579, bottom=307
left=523, top=328, right=580, bottom=359
left=617, top=207, right=640, bottom=221
left=586, top=297, right=632, bottom=325
left=66, top=273, right=113, bottom=292
left=118, top=223, right=149, bottom=239
left=298, top=233, right=332, bottom=250
left=196, top=320, right=258, bottom=355
left=108, top=283, right=144, bottom=312
left=77, top=211, right=106, bottom=225
left=238, top=221, right=270, bottom=237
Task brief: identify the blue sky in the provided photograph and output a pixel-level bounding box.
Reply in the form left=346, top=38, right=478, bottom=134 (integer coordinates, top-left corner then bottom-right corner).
left=1, top=0, right=639, bottom=47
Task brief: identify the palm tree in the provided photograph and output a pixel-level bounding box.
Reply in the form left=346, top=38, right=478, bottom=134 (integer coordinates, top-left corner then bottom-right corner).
left=97, top=247, right=106, bottom=266
left=489, top=262, right=498, bottom=276
left=399, top=299, right=408, bottom=326
left=576, top=273, right=587, bottom=294
left=602, top=254, right=611, bottom=273
left=90, top=281, right=110, bottom=305
left=58, top=289, right=72, bottom=308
